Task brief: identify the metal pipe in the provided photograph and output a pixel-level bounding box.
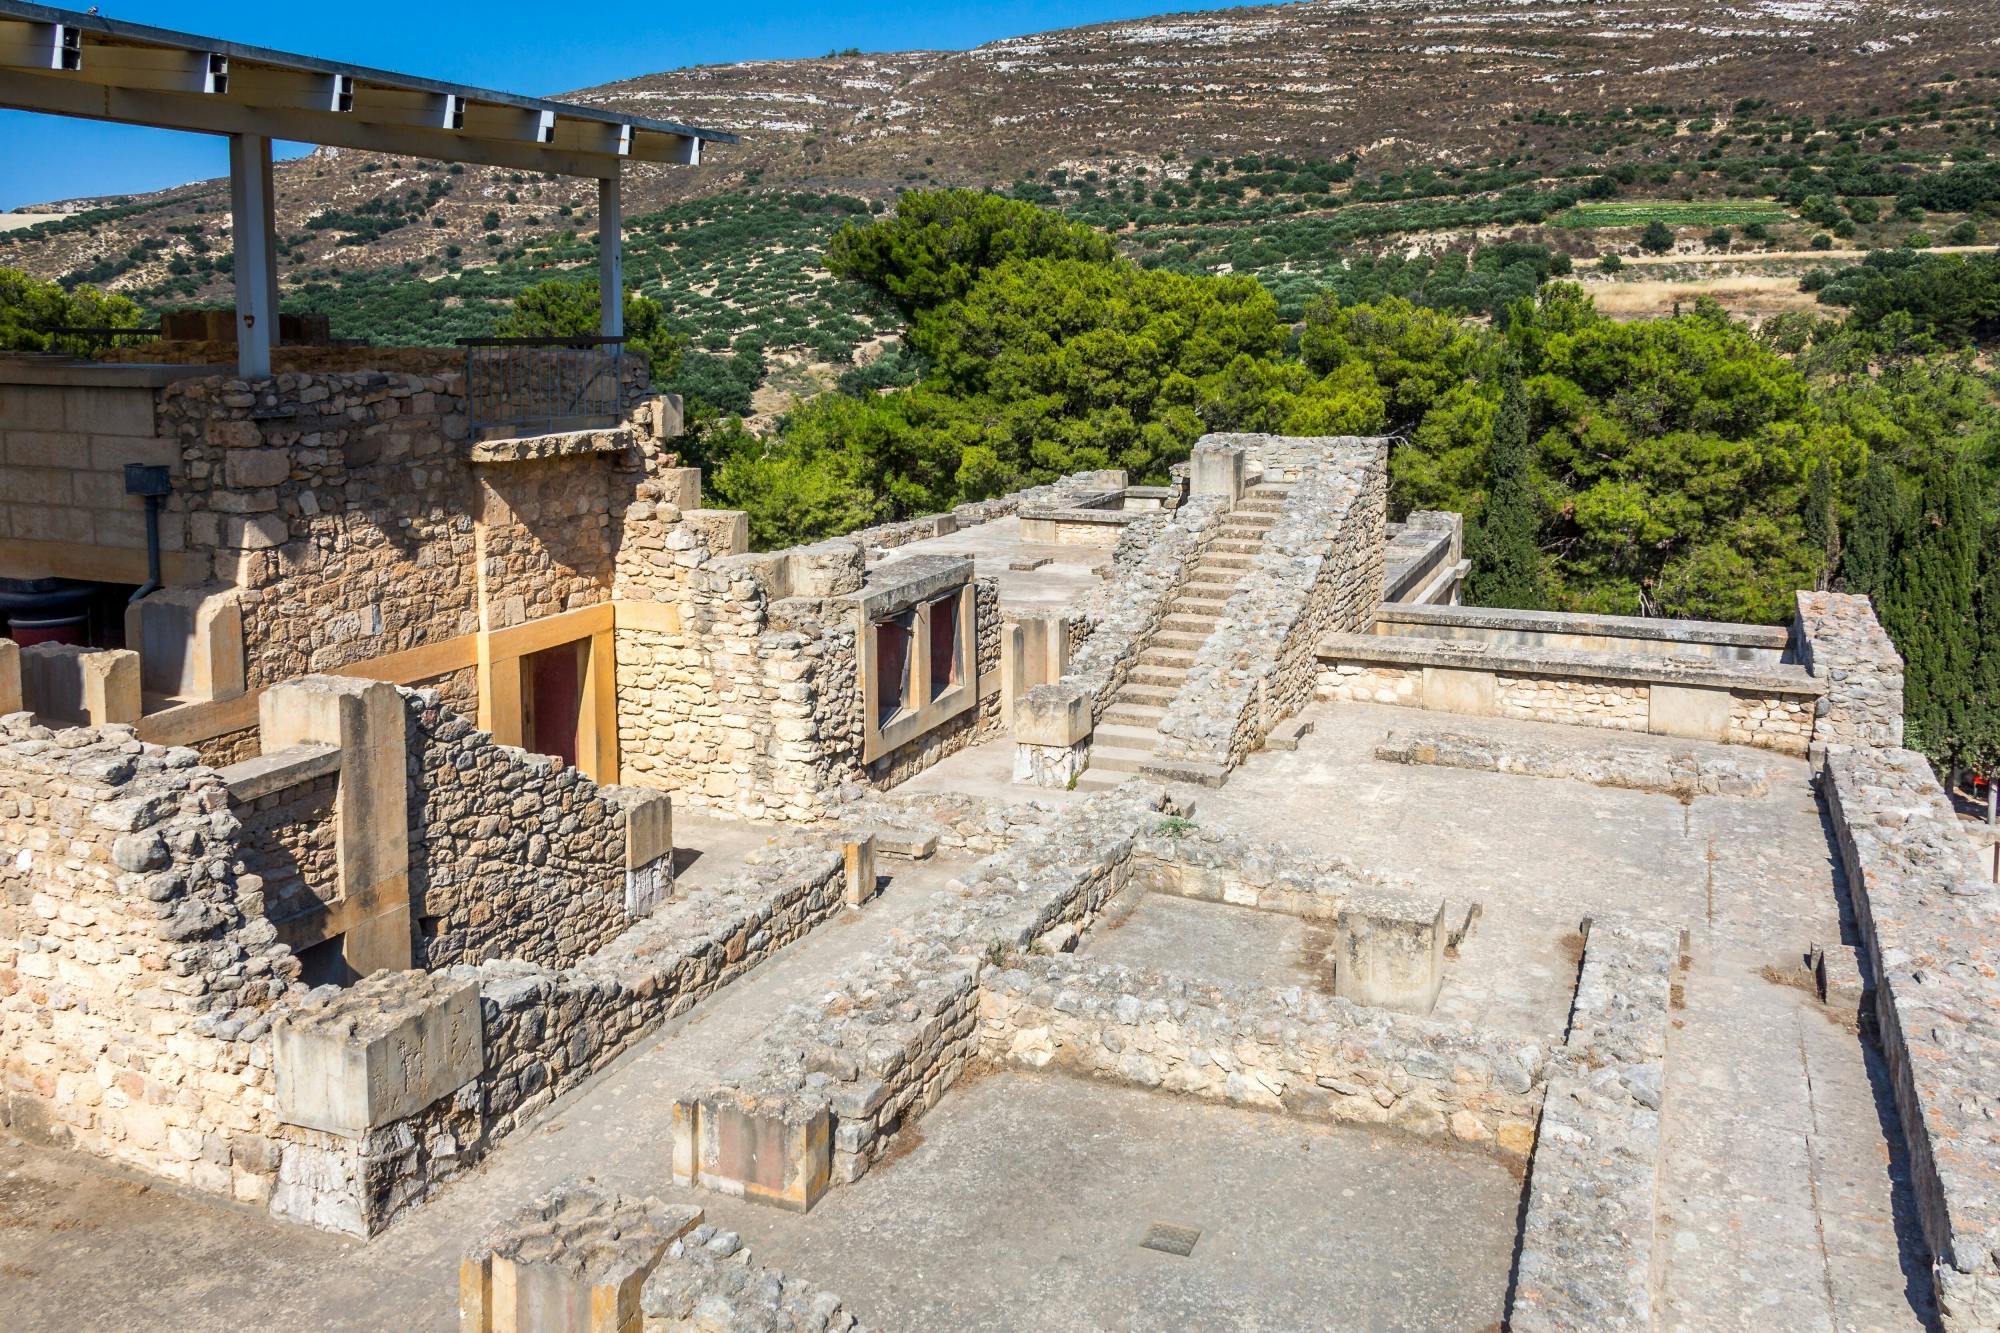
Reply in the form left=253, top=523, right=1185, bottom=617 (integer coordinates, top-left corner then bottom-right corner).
left=129, top=493, right=164, bottom=604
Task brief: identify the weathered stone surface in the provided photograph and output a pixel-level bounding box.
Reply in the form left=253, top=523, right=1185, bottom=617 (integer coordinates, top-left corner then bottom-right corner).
left=461, top=1185, right=701, bottom=1333
left=273, top=970, right=482, bottom=1138
left=1375, top=726, right=1774, bottom=799
left=641, top=1223, right=868, bottom=1332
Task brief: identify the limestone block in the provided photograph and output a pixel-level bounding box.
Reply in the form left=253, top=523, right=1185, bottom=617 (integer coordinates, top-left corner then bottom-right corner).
left=0, top=637, right=18, bottom=714
left=684, top=509, right=749, bottom=558
left=1015, top=739, right=1089, bottom=789
left=616, top=789, right=674, bottom=917
left=1332, top=895, right=1447, bottom=1016
left=274, top=971, right=483, bottom=1137
left=843, top=835, right=878, bottom=907
left=1015, top=683, right=1092, bottom=748
left=460, top=1186, right=702, bottom=1333
left=20, top=644, right=140, bottom=725
left=677, top=1090, right=831, bottom=1213
left=1420, top=665, right=1497, bottom=717
left=786, top=538, right=865, bottom=598
left=124, top=583, right=245, bottom=702
left=1190, top=440, right=1246, bottom=503
left=659, top=466, right=702, bottom=512
left=1648, top=683, right=1729, bottom=742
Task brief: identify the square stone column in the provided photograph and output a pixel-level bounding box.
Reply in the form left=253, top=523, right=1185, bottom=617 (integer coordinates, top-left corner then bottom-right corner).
left=460, top=1186, right=702, bottom=1333
left=261, top=675, right=412, bottom=976
left=1014, top=682, right=1093, bottom=788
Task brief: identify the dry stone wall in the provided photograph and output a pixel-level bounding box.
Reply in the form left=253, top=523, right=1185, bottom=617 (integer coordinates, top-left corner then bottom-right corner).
left=1822, top=745, right=2000, bottom=1330
left=1509, top=919, right=1679, bottom=1331
left=404, top=689, right=654, bottom=971
left=642, top=1222, right=870, bottom=1332
left=1155, top=438, right=1387, bottom=771
left=233, top=770, right=338, bottom=927
left=1795, top=591, right=1906, bottom=759
left=980, top=957, right=1542, bottom=1154
left=0, top=714, right=304, bottom=1204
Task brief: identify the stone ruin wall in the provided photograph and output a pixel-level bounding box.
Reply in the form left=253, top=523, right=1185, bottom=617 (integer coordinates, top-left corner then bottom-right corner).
left=0, top=715, right=304, bottom=1204
left=1793, top=589, right=1906, bottom=757
left=154, top=362, right=675, bottom=694
left=1155, top=437, right=1387, bottom=770
left=404, top=688, right=649, bottom=971
left=235, top=769, right=338, bottom=927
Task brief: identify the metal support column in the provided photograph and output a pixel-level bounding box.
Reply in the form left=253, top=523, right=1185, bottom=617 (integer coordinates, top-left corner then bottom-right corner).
left=227, top=132, right=276, bottom=377
left=598, top=169, right=623, bottom=338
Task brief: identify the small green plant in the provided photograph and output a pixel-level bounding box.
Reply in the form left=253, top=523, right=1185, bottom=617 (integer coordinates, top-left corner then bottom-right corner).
left=984, top=939, right=1008, bottom=967
left=1598, top=252, right=1625, bottom=272
left=1156, top=815, right=1198, bottom=838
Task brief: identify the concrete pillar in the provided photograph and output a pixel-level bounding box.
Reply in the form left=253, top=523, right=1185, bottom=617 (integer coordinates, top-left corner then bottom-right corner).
left=1014, top=682, right=1093, bottom=788
left=1002, top=615, right=1072, bottom=724
left=1332, top=897, right=1447, bottom=1016
left=228, top=132, right=277, bottom=378
left=261, top=675, right=412, bottom=976
left=0, top=639, right=18, bottom=714
left=125, top=585, right=245, bottom=703
left=80, top=649, right=141, bottom=726
left=459, top=1187, right=701, bottom=1333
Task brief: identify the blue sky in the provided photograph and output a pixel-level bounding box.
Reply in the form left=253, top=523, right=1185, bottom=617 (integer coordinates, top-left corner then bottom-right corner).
left=0, top=0, right=1259, bottom=209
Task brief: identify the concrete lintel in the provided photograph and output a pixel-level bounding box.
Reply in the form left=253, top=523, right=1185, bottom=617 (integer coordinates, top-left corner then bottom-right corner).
left=216, top=741, right=341, bottom=803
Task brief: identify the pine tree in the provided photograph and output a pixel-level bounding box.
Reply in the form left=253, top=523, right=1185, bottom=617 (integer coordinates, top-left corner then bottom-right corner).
left=1839, top=458, right=1904, bottom=600
left=1803, top=456, right=1840, bottom=591
left=1883, top=452, right=1980, bottom=768
left=1465, top=365, right=1547, bottom=610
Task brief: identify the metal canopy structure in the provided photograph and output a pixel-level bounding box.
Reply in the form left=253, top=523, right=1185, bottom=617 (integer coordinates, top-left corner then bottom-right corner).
left=0, top=1, right=736, bottom=375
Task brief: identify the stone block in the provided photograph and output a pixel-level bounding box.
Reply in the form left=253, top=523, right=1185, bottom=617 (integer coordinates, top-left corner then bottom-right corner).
left=1646, top=681, right=1730, bottom=742
left=786, top=538, right=864, bottom=598
left=1420, top=666, right=1497, bottom=717
left=125, top=583, right=245, bottom=702
left=1015, top=739, right=1089, bottom=789
left=0, top=638, right=18, bottom=715
left=1265, top=717, right=1314, bottom=751
left=224, top=447, right=293, bottom=488
left=1332, top=894, right=1447, bottom=1015
left=843, top=835, right=878, bottom=907
left=20, top=644, right=139, bottom=725
left=1014, top=683, right=1092, bottom=748
left=659, top=466, right=702, bottom=512
left=63, top=385, right=157, bottom=437
left=678, top=1090, right=831, bottom=1213
left=873, top=830, right=937, bottom=860
left=1190, top=440, right=1246, bottom=503
left=274, top=971, right=483, bottom=1138
left=684, top=509, right=748, bottom=558
left=460, top=1186, right=701, bottom=1333
left=222, top=513, right=289, bottom=550
left=618, top=789, right=674, bottom=918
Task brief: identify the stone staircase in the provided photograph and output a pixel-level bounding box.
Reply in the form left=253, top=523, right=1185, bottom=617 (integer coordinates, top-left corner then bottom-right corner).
left=1076, top=481, right=1292, bottom=791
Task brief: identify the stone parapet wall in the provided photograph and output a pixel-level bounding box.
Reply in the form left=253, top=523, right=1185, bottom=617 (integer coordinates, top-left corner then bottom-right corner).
left=269, top=837, right=846, bottom=1235
left=979, top=956, right=1543, bottom=1155
left=0, top=714, right=304, bottom=1203
left=1376, top=726, right=1776, bottom=800
left=1509, top=919, right=1679, bottom=1331
left=1794, top=591, right=1906, bottom=758
left=1063, top=496, right=1229, bottom=722
left=1822, top=745, right=2000, bottom=1330
left=847, top=470, right=1127, bottom=554
left=1155, top=437, right=1387, bottom=771
left=1375, top=602, right=1790, bottom=663
left=1317, top=636, right=1821, bottom=755
left=404, top=689, right=654, bottom=971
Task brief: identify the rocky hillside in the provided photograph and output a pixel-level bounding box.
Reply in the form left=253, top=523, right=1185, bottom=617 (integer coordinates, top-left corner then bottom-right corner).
left=1, top=0, right=1992, bottom=354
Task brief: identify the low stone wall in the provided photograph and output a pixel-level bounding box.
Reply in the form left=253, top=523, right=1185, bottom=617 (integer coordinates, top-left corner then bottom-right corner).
left=1316, top=634, right=1821, bottom=755
left=1154, top=436, right=1387, bottom=775
left=1509, top=919, right=1679, bottom=1331
left=405, top=689, right=663, bottom=970
left=1375, top=603, right=1790, bottom=663
left=850, top=470, right=1127, bottom=554
left=674, top=786, right=1177, bottom=1209
left=1062, top=496, right=1229, bottom=724
left=0, top=715, right=304, bottom=1203
left=232, top=767, right=339, bottom=927
left=1794, top=591, right=1906, bottom=760
left=269, top=837, right=846, bottom=1235
left=1822, top=745, right=2000, bottom=1329
left=642, top=1222, right=869, bottom=1332
left=1375, top=726, right=1775, bottom=799
left=979, top=956, right=1543, bottom=1154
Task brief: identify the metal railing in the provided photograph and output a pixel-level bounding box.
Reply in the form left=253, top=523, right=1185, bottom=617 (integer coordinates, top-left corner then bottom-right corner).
left=457, top=335, right=625, bottom=438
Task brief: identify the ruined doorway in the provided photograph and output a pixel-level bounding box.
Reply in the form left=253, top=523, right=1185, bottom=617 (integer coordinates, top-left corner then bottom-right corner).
left=523, top=640, right=585, bottom=768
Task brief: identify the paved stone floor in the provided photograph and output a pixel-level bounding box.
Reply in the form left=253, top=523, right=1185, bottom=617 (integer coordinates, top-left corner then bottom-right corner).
left=1082, top=886, right=1328, bottom=994
left=0, top=698, right=1939, bottom=1328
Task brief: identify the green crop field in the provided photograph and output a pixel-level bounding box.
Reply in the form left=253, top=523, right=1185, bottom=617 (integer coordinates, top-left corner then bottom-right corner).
left=1552, top=200, right=1794, bottom=228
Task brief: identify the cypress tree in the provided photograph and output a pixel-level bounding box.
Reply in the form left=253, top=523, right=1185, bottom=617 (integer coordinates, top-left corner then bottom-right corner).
left=1839, top=457, right=1904, bottom=600
left=1883, top=452, right=1980, bottom=768
left=1969, top=513, right=2000, bottom=821
left=1803, top=456, right=1840, bottom=591
left=1465, top=365, right=1547, bottom=610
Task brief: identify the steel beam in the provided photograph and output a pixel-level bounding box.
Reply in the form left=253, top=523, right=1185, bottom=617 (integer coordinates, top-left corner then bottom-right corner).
left=228, top=132, right=275, bottom=378
left=599, top=170, right=623, bottom=338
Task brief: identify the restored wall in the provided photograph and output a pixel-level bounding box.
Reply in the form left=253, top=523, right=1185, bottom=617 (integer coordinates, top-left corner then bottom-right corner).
left=1794, top=590, right=1906, bottom=759
left=234, top=772, right=338, bottom=927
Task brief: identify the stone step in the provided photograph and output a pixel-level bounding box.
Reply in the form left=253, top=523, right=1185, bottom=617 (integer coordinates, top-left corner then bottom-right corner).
left=1210, top=539, right=1265, bottom=555
left=1200, top=551, right=1254, bottom=568
left=1100, top=702, right=1166, bottom=728
left=1073, top=769, right=1130, bottom=792
left=1086, top=745, right=1154, bottom=774
left=1152, top=630, right=1207, bottom=651
left=1095, top=722, right=1161, bottom=749
left=1127, top=666, right=1186, bottom=689
left=1138, top=646, right=1195, bottom=669
left=1219, top=518, right=1276, bottom=533
left=1115, top=682, right=1179, bottom=706
left=1184, top=573, right=1245, bottom=593
left=1161, top=613, right=1220, bottom=634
